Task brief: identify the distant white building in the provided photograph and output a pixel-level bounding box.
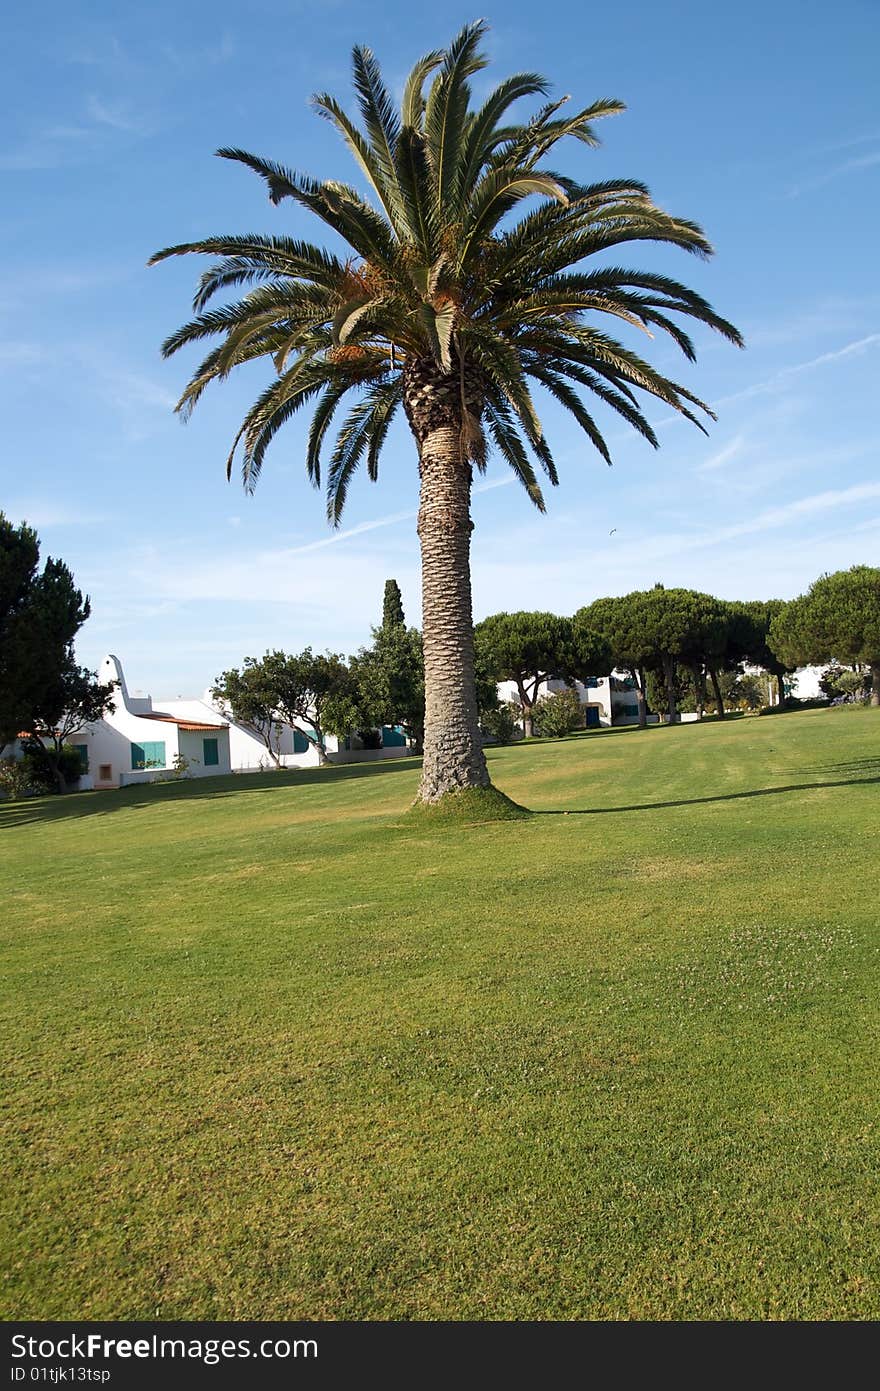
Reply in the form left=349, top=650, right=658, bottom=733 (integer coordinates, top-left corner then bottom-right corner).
left=3, top=654, right=411, bottom=790
left=497, top=673, right=658, bottom=730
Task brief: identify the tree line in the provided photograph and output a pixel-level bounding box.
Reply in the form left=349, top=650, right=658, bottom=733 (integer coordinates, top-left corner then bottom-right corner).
left=214, top=565, right=880, bottom=757
left=475, top=567, right=880, bottom=731
left=3, top=501, right=877, bottom=799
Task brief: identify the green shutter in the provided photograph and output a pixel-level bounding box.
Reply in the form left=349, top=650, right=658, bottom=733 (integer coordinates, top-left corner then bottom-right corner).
left=382, top=725, right=406, bottom=747
left=293, top=729, right=309, bottom=754
left=202, top=737, right=219, bottom=766
left=73, top=744, right=89, bottom=771
left=132, top=741, right=165, bottom=769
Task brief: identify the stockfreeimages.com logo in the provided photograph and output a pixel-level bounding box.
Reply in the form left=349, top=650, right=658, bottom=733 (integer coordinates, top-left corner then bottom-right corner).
left=11, top=1333, right=317, bottom=1369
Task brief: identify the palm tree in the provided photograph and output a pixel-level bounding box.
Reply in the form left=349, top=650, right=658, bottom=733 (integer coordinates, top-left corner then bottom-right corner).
left=150, top=20, right=741, bottom=807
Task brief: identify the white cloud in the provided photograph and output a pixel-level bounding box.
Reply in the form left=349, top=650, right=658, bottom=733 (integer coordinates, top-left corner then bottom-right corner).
left=648, top=334, right=880, bottom=434
left=3, top=502, right=110, bottom=529
left=789, top=148, right=880, bottom=197
left=697, top=435, right=746, bottom=473
left=85, top=95, right=152, bottom=135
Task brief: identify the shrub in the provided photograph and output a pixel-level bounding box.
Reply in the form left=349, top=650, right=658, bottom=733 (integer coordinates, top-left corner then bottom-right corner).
left=533, top=688, right=584, bottom=738
left=22, top=743, right=84, bottom=788
left=357, top=728, right=383, bottom=750
left=481, top=703, right=521, bottom=745
left=819, top=666, right=870, bottom=703
left=758, top=696, right=830, bottom=716
left=0, top=758, right=42, bottom=800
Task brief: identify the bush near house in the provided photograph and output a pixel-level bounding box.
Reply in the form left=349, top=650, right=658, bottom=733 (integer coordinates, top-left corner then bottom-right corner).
left=533, top=688, right=584, bottom=738
left=480, top=703, right=521, bottom=745
left=21, top=743, right=84, bottom=792
left=0, top=758, right=40, bottom=801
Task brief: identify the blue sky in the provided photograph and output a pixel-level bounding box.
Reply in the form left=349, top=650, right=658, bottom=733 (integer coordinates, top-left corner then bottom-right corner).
left=2, top=0, right=878, bottom=696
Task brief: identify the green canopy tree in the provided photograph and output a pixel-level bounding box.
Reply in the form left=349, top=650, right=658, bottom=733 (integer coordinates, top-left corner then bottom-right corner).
left=382, top=578, right=406, bottom=632
left=634, top=585, right=725, bottom=723
left=676, top=592, right=728, bottom=719
left=262, top=649, right=356, bottom=763
left=0, top=515, right=100, bottom=768
left=150, top=20, right=741, bottom=808
left=351, top=582, right=426, bottom=751
left=212, top=660, right=286, bottom=767
left=769, top=567, right=880, bottom=706
left=738, top=599, right=797, bottom=707
left=573, top=593, right=653, bottom=727
left=475, top=610, right=575, bottom=737
left=0, top=515, right=40, bottom=741
left=24, top=662, right=117, bottom=794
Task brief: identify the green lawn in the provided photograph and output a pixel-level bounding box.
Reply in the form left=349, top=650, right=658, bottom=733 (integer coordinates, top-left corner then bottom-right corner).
left=2, top=707, right=879, bottom=1320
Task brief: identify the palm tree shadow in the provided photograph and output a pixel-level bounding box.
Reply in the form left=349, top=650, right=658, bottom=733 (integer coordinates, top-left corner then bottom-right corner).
left=535, top=773, right=880, bottom=816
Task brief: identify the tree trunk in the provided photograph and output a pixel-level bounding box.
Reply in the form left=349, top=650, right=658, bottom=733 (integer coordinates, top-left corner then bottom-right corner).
left=708, top=665, right=725, bottom=719
left=870, top=664, right=880, bottom=707
left=517, top=687, right=535, bottom=739
left=690, top=661, right=705, bottom=719
left=662, top=653, right=678, bottom=723
left=404, top=357, right=490, bottom=802
left=47, top=748, right=68, bottom=794
left=777, top=672, right=786, bottom=706
left=632, top=667, right=647, bottom=728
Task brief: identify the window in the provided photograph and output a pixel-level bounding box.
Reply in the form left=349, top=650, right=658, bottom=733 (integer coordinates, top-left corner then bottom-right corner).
left=293, top=729, right=310, bottom=754
left=131, top=740, right=166, bottom=770
left=98, top=764, right=112, bottom=782
left=72, top=744, right=89, bottom=772
left=202, top=737, right=219, bottom=766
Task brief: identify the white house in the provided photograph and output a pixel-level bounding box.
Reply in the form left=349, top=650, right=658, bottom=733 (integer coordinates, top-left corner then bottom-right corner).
left=496, top=673, right=658, bottom=730
left=52, top=655, right=411, bottom=789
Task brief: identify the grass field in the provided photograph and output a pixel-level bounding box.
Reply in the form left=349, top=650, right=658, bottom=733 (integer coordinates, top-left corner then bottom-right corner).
left=2, top=707, right=879, bottom=1320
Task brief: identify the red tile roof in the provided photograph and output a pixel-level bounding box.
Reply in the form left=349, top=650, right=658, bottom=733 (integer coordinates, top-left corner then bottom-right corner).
left=140, top=713, right=228, bottom=732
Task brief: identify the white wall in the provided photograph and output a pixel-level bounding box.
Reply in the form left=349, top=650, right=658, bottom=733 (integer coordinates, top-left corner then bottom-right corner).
left=496, top=674, right=645, bottom=728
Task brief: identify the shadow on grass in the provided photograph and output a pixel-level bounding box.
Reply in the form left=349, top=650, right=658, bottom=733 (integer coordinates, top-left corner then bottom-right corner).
left=0, top=756, right=423, bottom=830
left=535, top=774, right=880, bottom=816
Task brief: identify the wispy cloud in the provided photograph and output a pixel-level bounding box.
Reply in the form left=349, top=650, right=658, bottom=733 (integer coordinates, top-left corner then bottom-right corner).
left=649, top=334, right=880, bottom=434
left=0, top=342, right=44, bottom=366
left=716, top=481, right=880, bottom=541
left=697, top=435, right=746, bottom=473
left=588, top=480, right=880, bottom=571
left=264, top=474, right=516, bottom=556
left=0, top=122, right=93, bottom=171
left=85, top=94, right=152, bottom=135
left=0, top=88, right=155, bottom=171
left=789, top=148, right=880, bottom=197
left=714, top=334, right=880, bottom=410
left=161, top=34, right=236, bottom=72
left=4, top=502, right=111, bottom=529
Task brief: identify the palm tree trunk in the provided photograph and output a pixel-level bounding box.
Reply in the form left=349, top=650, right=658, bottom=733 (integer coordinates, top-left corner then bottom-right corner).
left=404, top=357, right=490, bottom=803
left=870, top=663, right=879, bottom=707
left=777, top=672, right=786, bottom=706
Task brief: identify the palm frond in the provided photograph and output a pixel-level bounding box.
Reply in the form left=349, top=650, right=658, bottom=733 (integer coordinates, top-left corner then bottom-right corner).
left=150, top=21, right=741, bottom=525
